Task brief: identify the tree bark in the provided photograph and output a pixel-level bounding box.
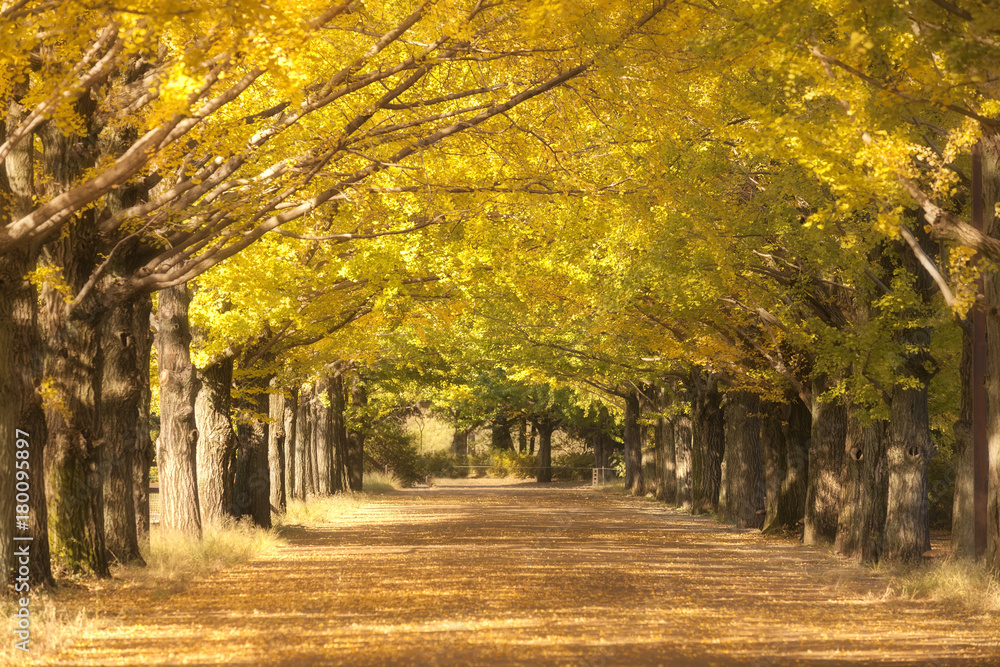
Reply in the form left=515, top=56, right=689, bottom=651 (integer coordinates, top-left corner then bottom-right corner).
left=283, top=388, right=298, bottom=502
left=623, top=390, right=643, bottom=496
left=835, top=410, right=889, bottom=563
left=132, top=295, right=154, bottom=551
left=491, top=411, right=514, bottom=451
left=100, top=293, right=145, bottom=565
left=234, top=371, right=272, bottom=529
left=155, top=284, right=202, bottom=538
left=980, top=127, right=1000, bottom=573
left=884, top=329, right=935, bottom=563
left=674, top=415, right=693, bottom=510
left=722, top=391, right=765, bottom=528
left=803, top=379, right=846, bottom=545
left=451, top=429, right=469, bottom=458
left=655, top=412, right=677, bottom=504
left=194, top=357, right=238, bottom=526
left=761, top=400, right=811, bottom=533
left=346, top=375, right=367, bottom=492
left=330, top=374, right=348, bottom=493
left=691, top=373, right=724, bottom=514
left=952, top=320, right=975, bottom=558
left=518, top=417, right=528, bottom=454
left=312, top=378, right=332, bottom=496
left=268, top=387, right=287, bottom=513
left=294, top=391, right=310, bottom=499
left=535, top=419, right=555, bottom=483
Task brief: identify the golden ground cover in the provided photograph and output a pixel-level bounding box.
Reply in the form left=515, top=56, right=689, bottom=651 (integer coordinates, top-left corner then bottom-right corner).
left=21, top=480, right=1000, bottom=666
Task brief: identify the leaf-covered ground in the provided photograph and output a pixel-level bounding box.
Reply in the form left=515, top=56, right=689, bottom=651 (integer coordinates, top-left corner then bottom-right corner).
left=35, top=480, right=1000, bottom=665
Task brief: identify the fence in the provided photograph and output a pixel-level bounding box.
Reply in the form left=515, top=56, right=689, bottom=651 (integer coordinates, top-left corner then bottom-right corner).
left=591, top=467, right=619, bottom=486
left=149, top=482, right=161, bottom=525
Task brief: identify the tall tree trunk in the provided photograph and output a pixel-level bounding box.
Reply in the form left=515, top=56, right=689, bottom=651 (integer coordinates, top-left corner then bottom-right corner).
left=234, top=371, right=272, bottom=529
left=762, top=400, right=811, bottom=533
left=283, top=388, right=298, bottom=502
left=722, top=391, right=765, bottom=528
left=268, top=388, right=287, bottom=513
left=518, top=417, right=528, bottom=454
left=194, top=357, right=238, bottom=526
left=884, top=329, right=935, bottom=563
left=623, top=390, right=643, bottom=496
left=528, top=421, right=536, bottom=455
left=2, top=90, right=54, bottom=586
left=835, top=411, right=889, bottom=562
left=294, top=391, right=310, bottom=499
left=346, top=375, right=367, bottom=492
left=330, top=374, right=348, bottom=493
left=691, top=374, right=724, bottom=514
left=803, top=379, right=846, bottom=545
left=656, top=412, right=677, bottom=504
left=40, top=260, right=111, bottom=577
left=132, top=295, right=154, bottom=551
left=451, top=429, right=469, bottom=458
left=979, top=128, right=1000, bottom=573
left=761, top=401, right=788, bottom=533
left=100, top=293, right=145, bottom=565
left=674, top=415, right=693, bottom=510
left=535, top=420, right=555, bottom=483
left=952, top=320, right=975, bottom=558
left=313, top=379, right=332, bottom=496
left=155, top=284, right=202, bottom=538
left=491, top=411, right=514, bottom=451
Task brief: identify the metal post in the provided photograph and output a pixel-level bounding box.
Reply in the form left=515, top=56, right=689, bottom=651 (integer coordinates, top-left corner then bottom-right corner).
left=971, top=140, right=989, bottom=558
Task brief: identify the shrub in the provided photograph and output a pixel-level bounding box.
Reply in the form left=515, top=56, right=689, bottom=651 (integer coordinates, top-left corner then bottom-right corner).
left=363, top=419, right=424, bottom=486
left=552, top=451, right=595, bottom=480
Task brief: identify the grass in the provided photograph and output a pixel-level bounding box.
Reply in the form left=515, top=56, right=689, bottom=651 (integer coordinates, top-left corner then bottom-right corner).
left=0, top=521, right=283, bottom=666
left=881, top=557, right=1000, bottom=613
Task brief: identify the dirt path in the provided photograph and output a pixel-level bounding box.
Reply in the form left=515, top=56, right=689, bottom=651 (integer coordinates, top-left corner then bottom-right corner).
left=38, top=480, right=1000, bottom=666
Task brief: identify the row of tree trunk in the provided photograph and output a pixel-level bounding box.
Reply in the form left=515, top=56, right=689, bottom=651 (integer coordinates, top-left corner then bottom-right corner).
left=1, top=279, right=368, bottom=589
left=614, top=362, right=952, bottom=565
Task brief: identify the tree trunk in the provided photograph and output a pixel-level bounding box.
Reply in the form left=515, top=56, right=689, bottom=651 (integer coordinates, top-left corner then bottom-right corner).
left=3, top=84, right=54, bottom=587
left=656, top=412, right=677, bottom=504
left=312, top=380, right=331, bottom=496
left=330, top=374, right=348, bottom=493
left=234, top=371, right=272, bottom=529
left=884, top=331, right=935, bottom=563
left=451, top=429, right=469, bottom=458
left=0, top=252, right=53, bottom=586
left=803, top=379, right=846, bottom=545
left=133, top=295, right=154, bottom=551
left=283, top=388, right=298, bottom=502
left=308, top=384, right=321, bottom=494
left=347, top=375, right=367, bottom=492
left=528, top=421, right=536, bottom=455
left=40, top=266, right=110, bottom=577
left=952, top=320, right=975, bottom=558
left=268, top=388, right=287, bottom=513
left=835, top=411, right=889, bottom=562
left=156, top=285, right=201, bottom=537
left=100, top=293, right=145, bottom=565
left=762, top=400, right=811, bottom=533
left=623, top=390, right=643, bottom=496
left=195, top=357, right=238, bottom=526
left=761, top=401, right=787, bottom=533
left=155, top=284, right=202, bottom=538
left=980, top=127, right=1000, bottom=573
left=691, top=374, right=724, bottom=514
left=674, top=415, right=693, bottom=510
left=491, top=411, right=514, bottom=451
left=722, top=391, right=765, bottom=528
left=536, top=420, right=554, bottom=483
left=294, top=391, right=310, bottom=499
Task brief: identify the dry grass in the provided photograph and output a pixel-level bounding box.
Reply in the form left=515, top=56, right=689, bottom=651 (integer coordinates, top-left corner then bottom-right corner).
left=881, top=557, right=1000, bottom=613
left=363, top=470, right=400, bottom=494
left=0, top=592, right=93, bottom=667
left=0, top=521, right=283, bottom=666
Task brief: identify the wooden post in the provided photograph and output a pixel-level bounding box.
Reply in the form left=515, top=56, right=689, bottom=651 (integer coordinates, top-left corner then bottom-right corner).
left=972, top=140, right=989, bottom=558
